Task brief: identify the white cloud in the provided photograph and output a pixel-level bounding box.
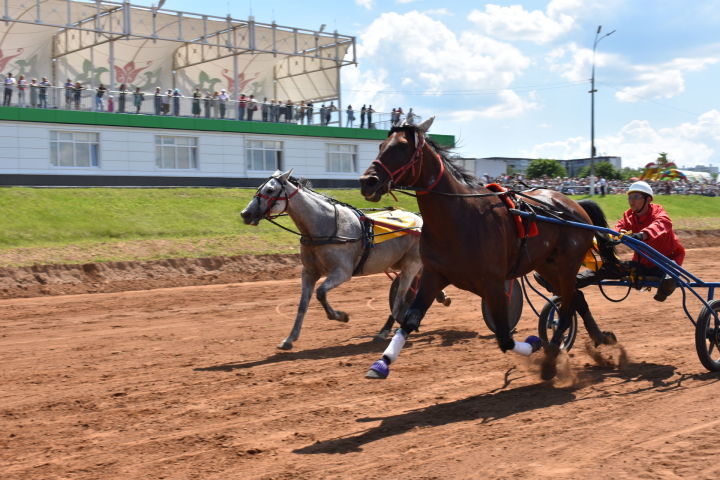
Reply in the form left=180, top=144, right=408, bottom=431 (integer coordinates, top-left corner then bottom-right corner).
left=342, top=66, right=391, bottom=112
left=545, top=43, right=620, bottom=82
left=615, top=57, right=718, bottom=102
left=468, top=3, right=575, bottom=44
left=523, top=110, right=720, bottom=168
left=547, top=45, right=719, bottom=102
left=360, top=11, right=530, bottom=93
left=423, top=8, right=451, bottom=17
left=356, top=0, right=373, bottom=10
left=447, top=90, right=539, bottom=121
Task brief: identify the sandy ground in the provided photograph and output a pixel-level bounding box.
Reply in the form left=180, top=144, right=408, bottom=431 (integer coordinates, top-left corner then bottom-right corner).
left=1, top=246, right=720, bottom=479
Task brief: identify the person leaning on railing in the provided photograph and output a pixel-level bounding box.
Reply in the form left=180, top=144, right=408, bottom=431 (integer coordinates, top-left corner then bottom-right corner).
left=73, top=81, right=83, bottom=110
left=39, top=77, right=50, bottom=108
left=64, top=79, right=74, bottom=108
left=133, top=87, right=144, bottom=113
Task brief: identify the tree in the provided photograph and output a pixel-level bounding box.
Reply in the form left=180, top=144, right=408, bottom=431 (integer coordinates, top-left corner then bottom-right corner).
left=525, top=158, right=567, bottom=179
left=578, top=161, right=620, bottom=180
left=620, top=166, right=642, bottom=180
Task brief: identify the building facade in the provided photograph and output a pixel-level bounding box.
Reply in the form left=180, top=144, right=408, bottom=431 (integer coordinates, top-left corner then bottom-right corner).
left=0, top=108, right=454, bottom=187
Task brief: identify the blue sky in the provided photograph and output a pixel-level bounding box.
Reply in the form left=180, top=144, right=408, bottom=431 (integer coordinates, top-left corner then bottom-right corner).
left=161, top=0, right=720, bottom=169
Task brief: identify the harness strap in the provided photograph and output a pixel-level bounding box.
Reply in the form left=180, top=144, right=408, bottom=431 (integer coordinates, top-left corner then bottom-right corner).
left=353, top=215, right=375, bottom=276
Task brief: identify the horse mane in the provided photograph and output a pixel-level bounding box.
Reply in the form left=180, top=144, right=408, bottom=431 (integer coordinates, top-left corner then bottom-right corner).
left=287, top=175, right=362, bottom=213
left=389, top=125, right=482, bottom=188
left=288, top=175, right=313, bottom=189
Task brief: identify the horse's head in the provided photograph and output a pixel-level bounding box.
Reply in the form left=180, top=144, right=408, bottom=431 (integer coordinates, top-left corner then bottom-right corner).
left=359, top=116, right=435, bottom=202
left=240, top=169, right=296, bottom=225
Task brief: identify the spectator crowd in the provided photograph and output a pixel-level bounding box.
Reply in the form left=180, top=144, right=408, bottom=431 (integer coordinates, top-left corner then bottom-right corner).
left=3, top=72, right=418, bottom=129
left=487, top=174, right=720, bottom=197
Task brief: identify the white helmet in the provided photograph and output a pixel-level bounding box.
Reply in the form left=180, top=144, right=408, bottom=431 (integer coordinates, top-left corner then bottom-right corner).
left=627, top=180, right=653, bottom=197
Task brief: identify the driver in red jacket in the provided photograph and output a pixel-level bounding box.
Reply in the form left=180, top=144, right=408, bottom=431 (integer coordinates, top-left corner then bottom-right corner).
left=614, top=180, right=684, bottom=301
left=575, top=181, right=684, bottom=300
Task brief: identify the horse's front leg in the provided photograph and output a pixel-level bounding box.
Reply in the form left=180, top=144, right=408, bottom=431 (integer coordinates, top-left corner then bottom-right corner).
left=484, top=284, right=541, bottom=356
left=278, top=269, right=320, bottom=350
left=316, top=267, right=353, bottom=322
left=542, top=280, right=581, bottom=380
left=366, top=269, right=448, bottom=379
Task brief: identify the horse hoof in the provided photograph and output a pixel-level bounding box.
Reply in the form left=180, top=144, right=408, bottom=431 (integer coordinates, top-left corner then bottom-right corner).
left=335, top=311, right=349, bottom=323
left=541, top=343, right=560, bottom=380
left=442, top=297, right=452, bottom=307
left=374, top=330, right=390, bottom=342
left=602, top=331, right=617, bottom=345
left=277, top=340, right=293, bottom=350
left=365, top=359, right=389, bottom=379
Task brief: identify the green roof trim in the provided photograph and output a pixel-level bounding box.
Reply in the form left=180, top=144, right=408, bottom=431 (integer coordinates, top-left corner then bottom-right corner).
left=0, top=106, right=455, bottom=147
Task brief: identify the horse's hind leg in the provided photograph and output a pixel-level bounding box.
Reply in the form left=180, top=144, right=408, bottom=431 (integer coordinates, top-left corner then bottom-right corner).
left=316, top=268, right=353, bottom=322
left=279, top=269, right=319, bottom=350
left=378, top=262, right=422, bottom=340
left=574, top=290, right=616, bottom=346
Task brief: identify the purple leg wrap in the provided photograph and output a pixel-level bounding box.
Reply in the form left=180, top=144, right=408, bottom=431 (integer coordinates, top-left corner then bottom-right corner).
left=525, top=335, right=542, bottom=353
left=368, top=359, right=389, bottom=378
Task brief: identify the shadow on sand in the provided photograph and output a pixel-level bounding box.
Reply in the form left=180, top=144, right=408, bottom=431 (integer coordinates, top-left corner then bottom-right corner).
left=294, top=359, right=713, bottom=454
left=293, top=380, right=576, bottom=454
left=194, top=328, right=478, bottom=372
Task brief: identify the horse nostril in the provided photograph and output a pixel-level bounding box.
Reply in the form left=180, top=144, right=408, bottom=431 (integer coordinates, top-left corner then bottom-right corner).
left=361, top=175, right=379, bottom=188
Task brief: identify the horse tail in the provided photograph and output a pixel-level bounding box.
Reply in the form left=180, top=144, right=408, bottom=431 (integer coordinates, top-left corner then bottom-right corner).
left=578, top=199, right=621, bottom=268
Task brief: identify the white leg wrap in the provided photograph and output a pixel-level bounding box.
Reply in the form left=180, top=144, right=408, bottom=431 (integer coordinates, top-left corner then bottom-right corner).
left=512, top=340, right=534, bottom=357
left=383, top=328, right=407, bottom=363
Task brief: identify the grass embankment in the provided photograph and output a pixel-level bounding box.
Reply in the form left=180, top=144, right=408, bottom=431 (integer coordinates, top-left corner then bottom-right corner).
left=0, top=187, right=717, bottom=266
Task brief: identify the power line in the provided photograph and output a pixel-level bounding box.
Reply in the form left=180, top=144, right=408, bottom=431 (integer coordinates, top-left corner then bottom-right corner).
left=598, top=81, right=703, bottom=117
left=343, top=80, right=586, bottom=96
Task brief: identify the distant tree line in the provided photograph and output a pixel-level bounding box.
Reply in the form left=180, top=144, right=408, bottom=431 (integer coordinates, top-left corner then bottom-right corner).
left=525, top=158, right=641, bottom=180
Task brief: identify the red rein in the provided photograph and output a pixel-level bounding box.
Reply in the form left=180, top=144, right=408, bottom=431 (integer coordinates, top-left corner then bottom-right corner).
left=372, top=131, right=445, bottom=196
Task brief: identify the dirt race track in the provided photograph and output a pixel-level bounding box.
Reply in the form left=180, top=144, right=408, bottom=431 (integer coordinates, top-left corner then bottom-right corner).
left=2, top=247, right=720, bottom=480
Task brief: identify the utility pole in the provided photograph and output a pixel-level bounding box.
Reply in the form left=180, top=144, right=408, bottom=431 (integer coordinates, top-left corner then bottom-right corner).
left=589, top=25, right=615, bottom=196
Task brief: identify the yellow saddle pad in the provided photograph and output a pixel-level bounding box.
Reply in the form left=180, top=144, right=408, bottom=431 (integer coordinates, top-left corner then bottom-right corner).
left=581, top=237, right=603, bottom=271
left=366, top=209, right=422, bottom=244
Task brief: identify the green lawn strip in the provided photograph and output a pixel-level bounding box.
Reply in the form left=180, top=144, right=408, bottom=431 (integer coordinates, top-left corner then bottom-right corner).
left=0, top=188, right=716, bottom=266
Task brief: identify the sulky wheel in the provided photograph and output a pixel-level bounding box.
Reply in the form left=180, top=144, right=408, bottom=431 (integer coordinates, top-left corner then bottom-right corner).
left=694, top=299, right=720, bottom=372
left=537, top=296, right=578, bottom=351
left=481, top=279, right=523, bottom=334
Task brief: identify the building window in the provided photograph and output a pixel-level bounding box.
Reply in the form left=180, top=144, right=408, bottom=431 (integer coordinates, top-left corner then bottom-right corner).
left=246, top=139, right=283, bottom=171
left=155, top=136, right=198, bottom=169
left=50, top=131, right=99, bottom=167
left=327, top=144, right=357, bottom=173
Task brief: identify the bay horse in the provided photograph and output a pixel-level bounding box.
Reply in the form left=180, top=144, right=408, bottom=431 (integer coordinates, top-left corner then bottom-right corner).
left=241, top=170, right=427, bottom=350
left=359, top=118, right=619, bottom=380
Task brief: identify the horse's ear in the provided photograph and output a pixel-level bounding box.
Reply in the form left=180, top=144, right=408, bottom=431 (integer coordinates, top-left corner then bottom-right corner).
left=417, top=116, right=435, bottom=134
left=278, top=169, right=293, bottom=182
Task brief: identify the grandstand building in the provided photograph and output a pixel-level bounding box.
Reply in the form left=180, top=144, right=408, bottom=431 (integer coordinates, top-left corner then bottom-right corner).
left=0, top=0, right=453, bottom=187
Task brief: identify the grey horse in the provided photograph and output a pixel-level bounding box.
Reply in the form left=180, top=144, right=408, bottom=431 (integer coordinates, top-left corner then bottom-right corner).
left=241, top=170, right=427, bottom=350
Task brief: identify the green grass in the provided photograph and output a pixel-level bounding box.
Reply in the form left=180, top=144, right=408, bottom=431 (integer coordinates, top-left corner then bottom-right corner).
left=569, top=194, right=720, bottom=230
left=0, top=187, right=716, bottom=266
